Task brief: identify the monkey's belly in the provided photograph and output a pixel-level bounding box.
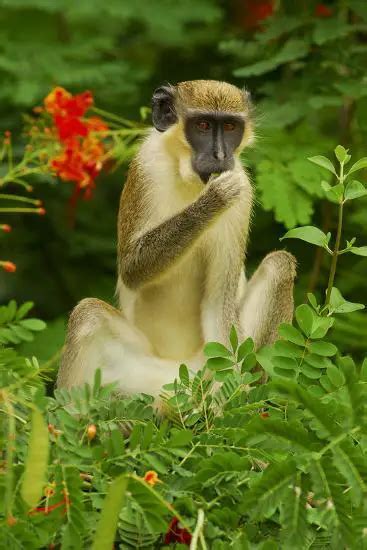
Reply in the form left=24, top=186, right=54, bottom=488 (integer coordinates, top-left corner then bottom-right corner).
left=134, top=266, right=204, bottom=360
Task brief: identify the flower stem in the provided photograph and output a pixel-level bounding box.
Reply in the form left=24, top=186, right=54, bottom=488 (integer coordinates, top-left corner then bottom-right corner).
left=324, top=163, right=345, bottom=307
left=0, top=193, right=40, bottom=205
left=0, top=207, right=41, bottom=214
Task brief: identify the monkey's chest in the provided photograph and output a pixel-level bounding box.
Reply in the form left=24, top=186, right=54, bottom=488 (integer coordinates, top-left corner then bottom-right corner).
left=134, top=254, right=204, bottom=360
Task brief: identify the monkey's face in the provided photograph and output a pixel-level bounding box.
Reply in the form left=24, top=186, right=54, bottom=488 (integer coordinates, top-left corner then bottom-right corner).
left=151, top=81, right=251, bottom=184
left=184, top=112, right=244, bottom=183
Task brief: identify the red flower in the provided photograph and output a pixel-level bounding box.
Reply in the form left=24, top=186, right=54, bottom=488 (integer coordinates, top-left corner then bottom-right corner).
left=44, top=87, right=93, bottom=118
left=50, top=135, right=105, bottom=194
left=238, top=1, right=274, bottom=29
left=53, top=114, right=89, bottom=142
left=1, top=224, right=11, bottom=232
left=315, top=4, right=333, bottom=17
left=164, top=517, right=192, bottom=546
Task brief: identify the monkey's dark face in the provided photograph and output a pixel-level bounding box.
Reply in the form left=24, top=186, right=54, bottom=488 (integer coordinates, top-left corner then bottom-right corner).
left=184, top=113, right=244, bottom=183
left=151, top=84, right=247, bottom=184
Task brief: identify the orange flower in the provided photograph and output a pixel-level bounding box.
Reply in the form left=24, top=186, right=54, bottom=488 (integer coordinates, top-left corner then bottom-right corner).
left=143, top=470, right=159, bottom=486
left=1, top=261, right=16, bottom=273
left=86, top=116, right=109, bottom=133
left=1, top=224, right=11, bottom=232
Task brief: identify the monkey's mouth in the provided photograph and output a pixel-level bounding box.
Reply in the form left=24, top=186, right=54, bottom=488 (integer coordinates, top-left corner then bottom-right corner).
left=193, top=158, right=234, bottom=184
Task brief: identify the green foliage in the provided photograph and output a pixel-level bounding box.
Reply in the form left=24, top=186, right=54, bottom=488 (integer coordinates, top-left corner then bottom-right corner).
left=0, top=300, right=46, bottom=345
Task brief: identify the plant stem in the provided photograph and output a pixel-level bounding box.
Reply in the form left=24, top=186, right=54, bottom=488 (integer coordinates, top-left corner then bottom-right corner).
left=0, top=207, right=41, bottom=214
left=190, top=509, right=206, bottom=550
left=324, top=164, right=345, bottom=307
left=0, top=193, right=40, bottom=205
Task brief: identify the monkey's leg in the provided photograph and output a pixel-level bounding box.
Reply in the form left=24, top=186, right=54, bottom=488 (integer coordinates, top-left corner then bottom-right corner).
left=239, top=251, right=296, bottom=347
left=57, top=298, right=186, bottom=397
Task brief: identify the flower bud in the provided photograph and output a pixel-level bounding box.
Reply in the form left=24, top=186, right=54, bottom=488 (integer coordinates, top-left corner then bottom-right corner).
left=87, top=424, right=97, bottom=440
left=1, top=261, right=16, bottom=273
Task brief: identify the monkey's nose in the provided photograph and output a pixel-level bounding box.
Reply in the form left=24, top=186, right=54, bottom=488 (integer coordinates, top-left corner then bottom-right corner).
left=213, top=150, right=226, bottom=161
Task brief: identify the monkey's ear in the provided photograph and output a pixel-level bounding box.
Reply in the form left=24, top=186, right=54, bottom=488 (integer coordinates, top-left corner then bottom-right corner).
left=152, top=85, right=177, bottom=132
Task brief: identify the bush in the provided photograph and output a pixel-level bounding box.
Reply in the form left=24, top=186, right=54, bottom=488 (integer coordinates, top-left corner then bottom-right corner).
left=1, top=146, right=367, bottom=549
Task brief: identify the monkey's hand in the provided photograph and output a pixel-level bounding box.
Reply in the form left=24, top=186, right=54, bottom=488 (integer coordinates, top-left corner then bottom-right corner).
left=206, top=171, right=243, bottom=208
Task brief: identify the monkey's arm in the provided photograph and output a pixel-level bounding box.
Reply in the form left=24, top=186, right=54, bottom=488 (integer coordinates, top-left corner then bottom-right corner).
left=200, top=195, right=251, bottom=346
left=118, top=171, right=241, bottom=289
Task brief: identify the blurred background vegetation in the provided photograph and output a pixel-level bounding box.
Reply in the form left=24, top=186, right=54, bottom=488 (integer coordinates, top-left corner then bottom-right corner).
left=0, top=0, right=366, bottom=365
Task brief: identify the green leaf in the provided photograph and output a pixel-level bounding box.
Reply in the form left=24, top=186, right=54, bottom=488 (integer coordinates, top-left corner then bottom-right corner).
left=308, top=341, right=337, bottom=357
left=206, top=357, right=234, bottom=372
left=332, top=443, right=366, bottom=506
left=334, top=145, right=348, bottom=163
left=169, top=429, right=193, bottom=447
left=15, top=301, right=34, bottom=320
left=310, top=316, right=335, bottom=339
left=307, top=293, right=318, bottom=310
left=327, top=365, right=345, bottom=387
left=21, top=408, right=49, bottom=508
left=19, top=318, right=46, bottom=331
left=92, top=475, right=128, bottom=550
left=329, top=287, right=365, bottom=314
left=273, top=356, right=299, bottom=371
left=301, top=364, right=322, bottom=379
left=280, top=473, right=310, bottom=548
left=281, top=226, right=329, bottom=248
left=237, top=337, right=254, bottom=362
left=204, top=342, right=232, bottom=358
left=360, top=358, right=367, bottom=382
left=347, top=157, right=367, bottom=176
left=345, top=180, right=367, bottom=201
left=350, top=246, right=367, bottom=256
left=242, top=460, right=298, bottom=518
left=322, top=182, right=344, bottom=203
left=278, top=323, right=305, bottom=346
left=234, top=39, right=309, bottom=77
left=312, top=19, right=352, bottom=45
left=308, top=155, right=336, bottom=175
left=230, top=325, right=238, bottom=352
left=295, top=304, right=314, bottom=337
left=179, top=364, right=190, bottom=386
left=304, top=354, right=331, bottom=369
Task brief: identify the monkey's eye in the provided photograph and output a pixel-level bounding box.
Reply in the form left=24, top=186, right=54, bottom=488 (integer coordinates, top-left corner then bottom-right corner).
left=223, top=122, right=236, bottom=132
left=196, top=120, right=211, bottom=131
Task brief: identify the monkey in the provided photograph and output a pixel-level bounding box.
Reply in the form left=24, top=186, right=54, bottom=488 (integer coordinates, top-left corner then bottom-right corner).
left=57, top=80, right=296, bottom=400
